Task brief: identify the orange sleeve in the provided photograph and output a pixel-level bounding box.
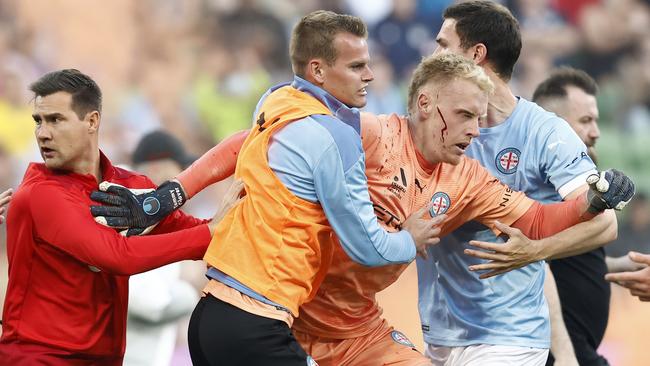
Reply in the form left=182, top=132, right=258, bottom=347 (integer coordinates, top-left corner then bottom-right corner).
left=175, top=130, right=248, bottom=198
left=460, top=159, right=534, bottom=235
left=511, top=193, right=590, bottom=240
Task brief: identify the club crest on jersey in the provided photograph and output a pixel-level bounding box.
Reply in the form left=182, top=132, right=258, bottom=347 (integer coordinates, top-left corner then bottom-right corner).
left=391, top=330, right=415, bottom=348
left=429, top=192, right=451, bottom=217
left=495, top=147, right=521, bottom=174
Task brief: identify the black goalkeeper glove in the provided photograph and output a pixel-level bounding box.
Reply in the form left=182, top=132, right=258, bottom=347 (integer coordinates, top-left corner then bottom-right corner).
left=586, top=169, right=635, bottom=214
left=90, top=180, right=187, bottom=236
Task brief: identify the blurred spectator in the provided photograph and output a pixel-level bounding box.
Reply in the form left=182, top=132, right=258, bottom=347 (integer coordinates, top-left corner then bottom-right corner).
left=606, top=192, right=650, bottom=257
left=14, top=0, right=136, bottom=94
left=0, top=144, right=17, bottom=326
left=508, top=0, right=580, bottom=97
left=372, top=0, right=437, bottom=79
left=364, top=54, right=406, bottom=115
left=192, top=38, right=269, bottom=142
left=0, top=23, right=42, bottom=94
left=572, top=0, right=649, bottom=79
left=123, top=130, right=201, bottom=366
left=618, top=36, right=650, bottom=133
left=116, top=47, right=206, bottom=159
left=550, top=0, right=598, bottom=25
left=0, top=67, right=33, bottom=156
left=512, top=48, right=555, bottom=99
left=417, top=0, right=454, bottom=22
left=344, top=0, right=392, bottom=27
left=214, top=0, right=289, bottom=74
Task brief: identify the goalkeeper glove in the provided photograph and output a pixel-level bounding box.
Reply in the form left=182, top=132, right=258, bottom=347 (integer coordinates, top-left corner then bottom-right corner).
left=586, top=169, right=635, bottom=214
left=90, top=180, right=187, bottom=236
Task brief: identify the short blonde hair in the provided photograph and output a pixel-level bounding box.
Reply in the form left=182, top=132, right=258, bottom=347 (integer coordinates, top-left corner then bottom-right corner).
left=407, top=53, right=494, bottom=114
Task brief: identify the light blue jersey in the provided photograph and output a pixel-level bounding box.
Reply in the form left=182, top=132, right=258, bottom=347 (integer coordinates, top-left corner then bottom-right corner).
left=417, top=98, right=596, bottom=348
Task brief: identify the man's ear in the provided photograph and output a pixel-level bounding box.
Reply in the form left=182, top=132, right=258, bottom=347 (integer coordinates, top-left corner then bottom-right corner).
left=307, top=59, right=326, bottom=85
left=472, top=43, right=488, bottom=65
left=417, top=92, right=432, bottom=115
left=86, top=111, right=100, bottom=133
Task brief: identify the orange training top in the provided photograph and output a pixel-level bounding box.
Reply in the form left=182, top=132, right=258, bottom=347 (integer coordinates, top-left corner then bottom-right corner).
left=203, top=85, right=335, bottom=316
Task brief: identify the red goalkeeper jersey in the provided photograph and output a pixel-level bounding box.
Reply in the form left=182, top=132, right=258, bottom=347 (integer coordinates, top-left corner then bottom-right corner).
left=0, top=152, right=210, bottom=365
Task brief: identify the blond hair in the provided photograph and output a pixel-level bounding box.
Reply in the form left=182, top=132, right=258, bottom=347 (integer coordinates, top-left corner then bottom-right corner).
left=290, top=10, right=367, bottom=77
left=407, top=53, right=494, bottom=114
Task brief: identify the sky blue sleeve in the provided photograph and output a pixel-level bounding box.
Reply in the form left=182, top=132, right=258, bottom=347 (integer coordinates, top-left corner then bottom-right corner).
left=268, top=118, right=416, bottom=266
left=313, top=143, right=416, bottom=266
left=538, top=117, right=597, bottom=197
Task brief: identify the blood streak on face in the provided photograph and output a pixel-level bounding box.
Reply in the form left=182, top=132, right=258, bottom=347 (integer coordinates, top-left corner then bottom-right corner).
left=437, top=106, right=448, bottom=143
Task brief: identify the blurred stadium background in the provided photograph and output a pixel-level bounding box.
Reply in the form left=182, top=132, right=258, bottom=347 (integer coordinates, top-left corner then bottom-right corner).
left=1, top=0, right=649, bottom=365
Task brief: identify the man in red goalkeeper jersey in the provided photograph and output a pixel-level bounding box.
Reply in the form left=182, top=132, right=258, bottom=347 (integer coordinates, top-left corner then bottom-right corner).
left=0, top=69, right=242, bottom=365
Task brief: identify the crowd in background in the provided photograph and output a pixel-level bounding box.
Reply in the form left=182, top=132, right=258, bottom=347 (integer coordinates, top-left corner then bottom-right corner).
left=1, top=0, right=650, bottom=365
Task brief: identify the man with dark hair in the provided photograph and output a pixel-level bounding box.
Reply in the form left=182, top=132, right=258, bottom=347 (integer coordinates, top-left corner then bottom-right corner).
left=533, top=67, right=601, bottom=164
left=532, top=67, right=609, bottom=365
left=440, top=0, right=522, bottom=80
left=0, top=69, right=240, bottom=365
left=30, top=68, right=104, bottom=115
left=417, top=2, right=621, bottom=364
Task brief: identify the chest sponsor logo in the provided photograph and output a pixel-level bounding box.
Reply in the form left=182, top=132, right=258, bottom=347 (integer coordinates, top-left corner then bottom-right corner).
left=374, top=204, right=402, bottom=229
left=495, top=147, right=521, bottom=175
left=500, top=186, right=514, bottom=207
left=388, top=167, right=408, bottom=198
left=429, top=192, right=451, bottom=217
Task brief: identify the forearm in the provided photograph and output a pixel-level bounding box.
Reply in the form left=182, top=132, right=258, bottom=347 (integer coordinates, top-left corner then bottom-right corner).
left=511, top=193, right=590, bottom=240
left=151, top=208, right=210, bottom=235
left=33, top=184, right=211, bottom=274
left=175, top=130, right=248, bottom=198
left=539, top=209, right=617, bottom=260
left=545, top=266, right=578, bottom=364
left=73, top=224, right=211, bottom=275
left=316, top=150, right=415, bottom=266
left=606, top=252, right=644, bottom=273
